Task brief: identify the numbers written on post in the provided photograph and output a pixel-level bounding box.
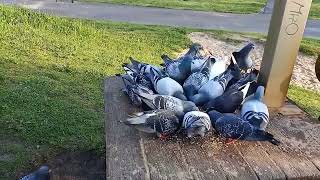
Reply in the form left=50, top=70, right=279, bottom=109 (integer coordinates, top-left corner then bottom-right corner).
left=285, top=1, right=305, bottom=36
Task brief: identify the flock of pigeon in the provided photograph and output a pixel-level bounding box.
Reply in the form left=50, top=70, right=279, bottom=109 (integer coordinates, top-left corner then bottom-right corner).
left=118, top=43, right=280, bottom=145
left=19, top=43, right=282, bottom=180
left=119, top=42, right=280, bottom=145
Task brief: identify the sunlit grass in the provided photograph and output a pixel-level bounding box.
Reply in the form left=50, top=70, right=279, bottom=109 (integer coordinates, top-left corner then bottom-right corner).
left=82, top=0, right=320, bottom=19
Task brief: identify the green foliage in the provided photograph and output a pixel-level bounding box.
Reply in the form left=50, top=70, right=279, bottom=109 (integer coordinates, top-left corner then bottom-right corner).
left=310, top=0, right=320, bottom=19
left=0, top=5, right=190, bottom=177
left=288, top=86, right=320, bottom=119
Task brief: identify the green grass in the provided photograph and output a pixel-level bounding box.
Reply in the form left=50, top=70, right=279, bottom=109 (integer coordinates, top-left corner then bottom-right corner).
left=0, top=5, right=319, bottom=178
left=0, top=5, right=190, bottom=178
left=288, top=86, right=320, bottom=119
left=81, top=0, right=320, bottom=19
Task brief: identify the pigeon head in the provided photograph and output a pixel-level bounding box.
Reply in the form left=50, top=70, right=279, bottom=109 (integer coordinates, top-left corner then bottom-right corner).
left=183, top=111, right=211, bottom=138
left=37, top=166, right=50, bottom=177
left=207, top=110, right=223, bottom=126
left=254, top=86, right=265, bottom=101
left=186, top=126, right=207, bottom=138
left=190, top=43, right=203, bottom=51
left=238, top=42, right=255, bottom=57
left=187, top=43, right=204, bottom=57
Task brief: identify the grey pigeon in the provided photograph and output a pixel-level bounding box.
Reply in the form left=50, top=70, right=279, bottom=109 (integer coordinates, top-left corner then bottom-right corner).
left=241, top=86, right=269, bottom=131
left=20, top=166, right=50, bottom=180
left=208, top=110, right=280, bottom=145
left=148, top=68, right=187, bottom=100
left=232, top=43, right=255, bottom=71
left=190, top=61, right=241, bottom=105
left=190, top=57, right=228, bottom=80
left=161, top=54, right=191, bottom=84
left=122, top=109, right=180, bottom=138
left=205, top=81, right=251, bottom=113
left=182, top=111, right=211, bottom=138
left=183, top=58, right=211, bottom=100
left=129, top=57, right=163, bottom=74
left=133, top=88, right=198, bottom=119
left=122, top=63, right=154, bottom=91
left=191, top=58, right=207, bottom=73
left=178, top=43, right=204, bottom=62
left=162, top=43, right=203, bottom=83
left=227, top=68, right=259, bottom=90
left=120, top=74, right=154, bottom=106
left=209, top=57, right=228, bottom=80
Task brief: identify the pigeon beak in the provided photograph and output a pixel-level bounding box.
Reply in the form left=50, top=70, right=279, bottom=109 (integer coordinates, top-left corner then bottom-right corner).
left=186, top=129, right=194, bottom=138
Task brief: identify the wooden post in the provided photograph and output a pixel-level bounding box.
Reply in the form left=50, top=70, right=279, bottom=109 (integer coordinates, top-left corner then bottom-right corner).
left=258, top=0, right=312, bottom=108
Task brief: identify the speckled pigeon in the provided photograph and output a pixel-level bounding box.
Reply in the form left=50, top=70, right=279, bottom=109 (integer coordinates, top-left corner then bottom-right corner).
left=120, top=74, right=154, bottom=106
left=122, top=109, right=180, bottom=138
left=182, top=111, right=211, bottom=138
left=20, top=166, right=50, bottom=180
left=122, top=63, right=154, bottom=90
left=232, top=42, right=255, bottom=71
left=208, top=110, right=280, bottom=145
left=148, top=68, right=187, bottom=100
left=241, top=86, right=269, bottom=131
left=133, top=88, right=198, bottom=119
left=183, top=58, right=211, bottom=100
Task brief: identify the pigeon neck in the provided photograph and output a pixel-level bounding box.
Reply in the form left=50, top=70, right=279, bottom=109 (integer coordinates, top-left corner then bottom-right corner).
left=254, top=87, right=264, bottom=101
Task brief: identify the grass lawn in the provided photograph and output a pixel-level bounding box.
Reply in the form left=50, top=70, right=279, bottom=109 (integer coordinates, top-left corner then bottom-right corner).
left=81, top=0, right=320, bottom=19
left=0, top=5, right=319, bottom=178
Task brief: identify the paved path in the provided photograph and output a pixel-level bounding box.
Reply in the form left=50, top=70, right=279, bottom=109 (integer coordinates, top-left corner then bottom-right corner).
left=1, top=0, right=320, bottom=38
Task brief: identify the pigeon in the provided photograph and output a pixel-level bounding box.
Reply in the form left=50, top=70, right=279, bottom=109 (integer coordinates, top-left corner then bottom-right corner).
left=120, top=74, right=154, bottom=106
left=183, top=58, right=211, bottom=100
left=204, top=81, right=251, bottom=113
left=209, top=57, right=228, bottom=80
left=241, top=86, right=269, bottom=131
left=132, top=88, right=198, bottom=119
left=227, top=68, right=259, bottom=90
left=148, top=68, right=187, bottom=100
left=190, top=61, right=241, bottom=105
left=129, top=57, right=163, bottom=74
left=208, top=110, right=280, bottom=145
left=161, top=54, right=191, bottom=84
left=191, top=58, right=207, bottom=73
left=162, top=43, right=203, bottom=83
left=178, top=43, right=204, bottom=62
left=232, top=42, right=255, bottom=71
left=20, top=166, right=50, bottom=180
left=122, top=63, right=154, bottom=90
left=122, top=109, right=180, bottom=138
left=190, top=57, right=227, bottom=80
left=182, top=111, right=211, bottom=138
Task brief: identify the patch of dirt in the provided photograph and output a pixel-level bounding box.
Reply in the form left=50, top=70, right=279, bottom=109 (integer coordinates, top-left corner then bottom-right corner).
left=188, top=32, right=320, bottom=91
left=48, top=151, right=105, bottom=180
left=48, top=152, right=106, bottom=180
